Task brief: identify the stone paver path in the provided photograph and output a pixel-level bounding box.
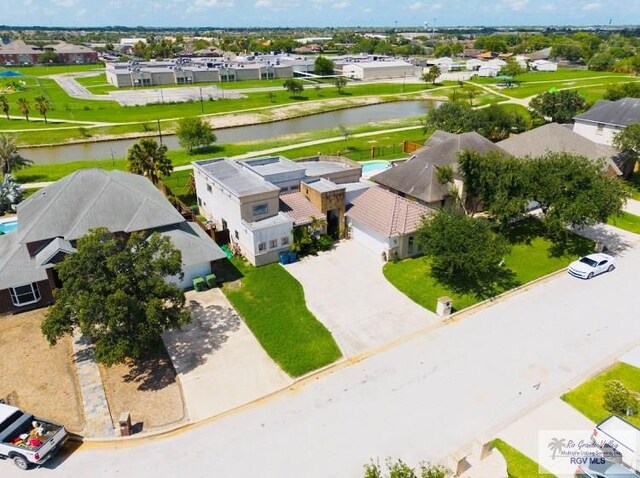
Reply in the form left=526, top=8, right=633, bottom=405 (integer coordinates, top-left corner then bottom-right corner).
left=72, top=330, right=115, bottom=437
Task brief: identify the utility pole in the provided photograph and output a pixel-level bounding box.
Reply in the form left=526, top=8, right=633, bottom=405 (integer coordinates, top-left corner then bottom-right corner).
left=199, top=87, right=204, bottom=114
left=157, top=118, right=163, bottom=145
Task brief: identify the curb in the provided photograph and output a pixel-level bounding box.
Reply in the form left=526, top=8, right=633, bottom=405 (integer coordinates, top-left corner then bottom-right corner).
left=77, top=266, right=570, bottom=446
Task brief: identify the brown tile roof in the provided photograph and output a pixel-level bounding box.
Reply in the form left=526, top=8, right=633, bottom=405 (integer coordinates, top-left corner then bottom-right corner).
left=279, top=192, right=324, bottom=226
left=345, top=186, right=433, bottom=238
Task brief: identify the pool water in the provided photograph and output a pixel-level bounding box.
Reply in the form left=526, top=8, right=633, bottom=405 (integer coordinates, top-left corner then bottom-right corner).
left=0, top=220, right=18, bottom=234
left=361, top=160, right=391, bottom=176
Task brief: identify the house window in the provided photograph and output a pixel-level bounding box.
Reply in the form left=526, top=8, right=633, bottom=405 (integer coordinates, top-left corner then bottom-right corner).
left=9, top=283, right=41, bottom=307
left=281, top=236, right=290, bottom=246
left=253, top=203, right=269, bottom=216
left=206, top=183, right=212, bottom=193
left=269, top=239, right=278, bottom=249
left=258, top=242, right=266, bottom=252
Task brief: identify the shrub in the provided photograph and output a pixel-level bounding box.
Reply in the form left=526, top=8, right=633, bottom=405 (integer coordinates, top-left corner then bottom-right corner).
left=604, top=380, right=638, bottom=416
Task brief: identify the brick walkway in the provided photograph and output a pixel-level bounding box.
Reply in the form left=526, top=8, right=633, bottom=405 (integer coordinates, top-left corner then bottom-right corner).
left=72, top=331, right=115, bottom=438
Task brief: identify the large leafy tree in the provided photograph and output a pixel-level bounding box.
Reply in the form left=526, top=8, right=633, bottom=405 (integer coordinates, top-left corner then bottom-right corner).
left=283, top=78, right=304, bottom=97
left=126, top=138, right=173, bottom=184
left=175, top=117, right=216, bottom=153
left=460, top=150, right=630, bottom=237
left=421, top=65, right=441, bottom=85
left=0, top=95, right=9, bottom=120
left=313, top=56, right=335, bottom=76
left=0, top=133, right=33, bottom=175
left=423, top=102, right=481, bottom=134
left=417, top=208, right=512, bottom=297
left=41, top=228, right=191, bottom=366
left=613, top=123, right=640, bottom=162
left=527, top=153, right=631, bottom=236
left=528, top=90, right=586, bottom=124
left=499, top=58, right=526, bottom=78
left=34, top=95, right=51, bottom=124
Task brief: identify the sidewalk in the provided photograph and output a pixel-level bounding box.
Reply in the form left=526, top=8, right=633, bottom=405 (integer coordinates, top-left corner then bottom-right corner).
left=624, top=198, right=640, bottom=216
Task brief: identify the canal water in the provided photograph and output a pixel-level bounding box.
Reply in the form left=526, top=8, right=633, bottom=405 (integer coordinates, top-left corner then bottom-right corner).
left=21, top=100, right=436, bottom=164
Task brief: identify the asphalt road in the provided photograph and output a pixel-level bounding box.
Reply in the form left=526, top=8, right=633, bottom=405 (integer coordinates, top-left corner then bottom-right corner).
left=7, top=243, right=640, bottom=478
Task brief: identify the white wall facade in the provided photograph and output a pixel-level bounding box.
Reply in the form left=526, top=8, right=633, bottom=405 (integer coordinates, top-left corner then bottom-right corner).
left=167, top=261, right=212, bottom=289
left=572, top=120, right=622, bottom=146
left=242, top=218, right=293, bottom=266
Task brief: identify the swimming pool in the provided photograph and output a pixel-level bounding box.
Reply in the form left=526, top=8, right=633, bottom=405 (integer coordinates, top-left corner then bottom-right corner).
left=361, top=160, right=391, bottom=177
left=0, top=220, right=18, bottom=234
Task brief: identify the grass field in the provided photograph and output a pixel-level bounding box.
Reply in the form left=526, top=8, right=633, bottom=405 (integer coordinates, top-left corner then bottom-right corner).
left=562, top=362, right=640, bottom=428
left=607, top=211, right=640, bottom=234
left=222, top=258, right=341, bottom=377
left=0, top=63, right=103, bottom=77
left=383, top=220, right=592, bottom=313
left=492, top=439, right=556, bottom=478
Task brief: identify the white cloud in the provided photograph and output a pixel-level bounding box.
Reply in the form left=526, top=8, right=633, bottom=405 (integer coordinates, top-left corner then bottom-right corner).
left=187, top=0, right=233, bottom=12
left=51, top=0, right=76, bottom=7
left=540, top=3, right=557, bottom=11
left=407, top=1, right=442, bottom=12
left=255, top=0, right=299, bottom=10
left=333, top=1, right=349, bottom=10
left=582, top=2, right=602, bottom=11
left=510, top=0, right=529, bottom=11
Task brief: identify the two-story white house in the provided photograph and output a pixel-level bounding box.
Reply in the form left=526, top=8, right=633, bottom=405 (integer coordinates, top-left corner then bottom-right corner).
left=193, top=155, right=364, bottom=266
left=573, top=98, right=640, bottom=146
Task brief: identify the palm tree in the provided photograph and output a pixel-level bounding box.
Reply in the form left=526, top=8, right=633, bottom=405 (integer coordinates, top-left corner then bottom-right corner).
left=126, top=138, right=173, bottom=185
left=0, top=134, right=32, bottom=175
left=34, top=95, right=51, bottom=124
left=16, top=98, right=30, bottom=122
left=0, top=174, right=24, bottom=214
left=0, top=96, right=9, bottom=121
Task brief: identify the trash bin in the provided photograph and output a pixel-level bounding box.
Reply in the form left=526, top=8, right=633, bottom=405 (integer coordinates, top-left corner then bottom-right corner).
left=436, top=296, right=453, bottom=318
left=288, top=251, right=297, bottom=263
left=279, top=251, right=289, bottom=265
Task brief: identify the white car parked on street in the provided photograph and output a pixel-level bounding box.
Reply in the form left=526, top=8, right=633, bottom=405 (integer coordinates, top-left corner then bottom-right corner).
left=568, top=253, right=616, bottom=279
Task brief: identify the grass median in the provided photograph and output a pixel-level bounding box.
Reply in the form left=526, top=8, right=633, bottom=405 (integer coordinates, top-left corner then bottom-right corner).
left=222, top=258, right=341, bottom=377
left=492, top=439, right=556, bottom=478
left=562, top=362, right=640, bottom=427
left=607, top=211, right=640, bottom=234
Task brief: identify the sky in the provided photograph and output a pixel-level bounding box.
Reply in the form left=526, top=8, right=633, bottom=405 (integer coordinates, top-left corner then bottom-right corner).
left=1, top=0, right=639, bottom=28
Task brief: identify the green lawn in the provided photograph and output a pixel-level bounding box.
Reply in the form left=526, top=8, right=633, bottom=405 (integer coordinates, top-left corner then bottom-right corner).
left=383, top=220, right=592, bottom=313
left=562, top=362, right=640, bottom=428
left=626, top=172, right=640, bottom=201
left=492, top=439, right=556, bottom=478
left=0, top=63, right=103, bottom=77
left=222, top=258, right=341, bottom=377
left=608, top=211, right=640, bottom=234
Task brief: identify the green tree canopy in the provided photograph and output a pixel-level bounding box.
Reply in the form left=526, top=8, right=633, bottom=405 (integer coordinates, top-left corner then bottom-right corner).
left=314, top=56, right=335, bottom=76
left=421, top=65, right=440, bottom=85
left=283, top=78, right=304, bottom=97
left=34, top=95, right=51, bottom=124
left=41, top=228, right=191, bottom=366
left=459, top=150, right=631, bottom=237
left=499, top=58, right=526, bottom=78
left=334, top=76, right=347, bottom=93
left=0, top=95, right=9, bottom=121
left=0, top=174, right=23, bottom=215
left=126, top=138, right=173, bottom=184
left=16, top=98, right=29, bottom=122
left=613, top=123, right=640, bottom=161
left=417, top=209, right=512, bottom=297
left=528, top=90, right=586, bottom=124
left=175, top=116, right=217, bottom=153
left=0, top=133, right=32, bottom=175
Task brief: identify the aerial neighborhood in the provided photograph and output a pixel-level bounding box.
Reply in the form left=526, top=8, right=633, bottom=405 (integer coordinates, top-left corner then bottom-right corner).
left=2, top=8, right=640, bottom=478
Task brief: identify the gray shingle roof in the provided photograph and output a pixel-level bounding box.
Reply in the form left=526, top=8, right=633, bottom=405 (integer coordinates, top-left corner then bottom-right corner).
left=158, top=222, right=226, bottom=267
left=0, top=233, right=47, bottom=290
left=573, top=98, right=640, bottom=127
left=17, top=169, right=184, bottom=244
left=498, top=123, right=623, bottom=175
left=372, top=131, right=507, bottom=203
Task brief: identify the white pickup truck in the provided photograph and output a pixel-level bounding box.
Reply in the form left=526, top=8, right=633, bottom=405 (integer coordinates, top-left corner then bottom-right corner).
left=0, top=403, right=68, bottom=470
left=592, top=415, right=640, bottom=473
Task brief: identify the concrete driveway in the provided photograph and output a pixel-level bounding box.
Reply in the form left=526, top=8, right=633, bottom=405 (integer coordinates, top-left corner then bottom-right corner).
left=285, top=240, right=439, bottom=356
left=163, top=289, right=291, bottom=421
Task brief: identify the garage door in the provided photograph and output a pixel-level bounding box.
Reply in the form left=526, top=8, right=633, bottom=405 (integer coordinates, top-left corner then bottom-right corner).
left=350, top=222, right=389, bottom=256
